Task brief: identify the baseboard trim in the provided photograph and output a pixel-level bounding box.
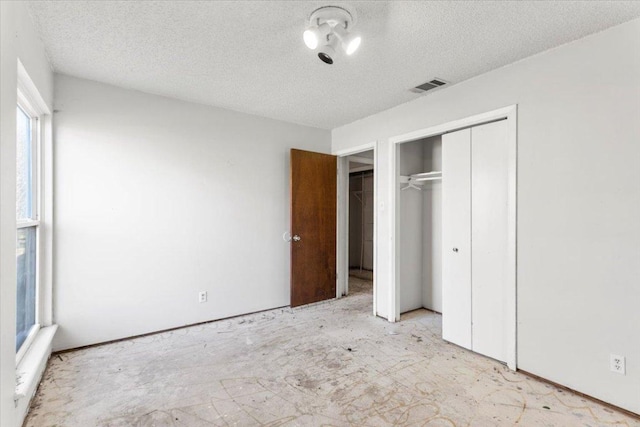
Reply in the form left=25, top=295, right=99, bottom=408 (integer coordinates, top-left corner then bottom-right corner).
left=54, top=305, right=289, bottom=355
left=518, top=369, right=639, bottom=419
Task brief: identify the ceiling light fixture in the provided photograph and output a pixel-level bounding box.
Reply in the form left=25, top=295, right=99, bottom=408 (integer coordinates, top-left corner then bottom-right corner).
left=303, top=6, right=360, bottom=64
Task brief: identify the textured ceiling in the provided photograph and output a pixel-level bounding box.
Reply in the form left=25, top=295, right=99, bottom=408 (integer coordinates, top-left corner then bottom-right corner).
left=27, top=1, right=640, bottom=129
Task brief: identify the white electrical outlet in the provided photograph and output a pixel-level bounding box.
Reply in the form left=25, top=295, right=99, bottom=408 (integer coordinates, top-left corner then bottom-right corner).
left=610, top=354, right=625, bottom=375
left=198, top=291, right=207, bottom=303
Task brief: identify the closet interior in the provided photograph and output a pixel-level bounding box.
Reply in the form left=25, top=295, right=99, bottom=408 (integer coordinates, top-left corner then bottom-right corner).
left=348, top=151, right=374, bottom=273
left=398, top=135, right=442, bottom=314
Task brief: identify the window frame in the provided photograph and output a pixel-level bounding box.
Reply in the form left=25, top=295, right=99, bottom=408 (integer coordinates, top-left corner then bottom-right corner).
left=16, top=101, right=40, bottom=224
left=15, top=62, right=51, bottom=364
left=15, top=94, right=42, bottom=363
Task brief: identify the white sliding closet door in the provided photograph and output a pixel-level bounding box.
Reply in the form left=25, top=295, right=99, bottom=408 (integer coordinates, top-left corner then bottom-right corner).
left=441, top=128, right=472, bottom=350
left=471, top=120, right=509, bottom=362
left=441, top=120, right=509, bottom=363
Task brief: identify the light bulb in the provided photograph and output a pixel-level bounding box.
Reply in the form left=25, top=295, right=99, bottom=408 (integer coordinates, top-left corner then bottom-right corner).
left=303, top=28, right=318, bottom=49
left=345, top=35, right=361, bottom=55
left=303, top=23, right=331, bottom=50
left=332, top=25, right=361, bottom=55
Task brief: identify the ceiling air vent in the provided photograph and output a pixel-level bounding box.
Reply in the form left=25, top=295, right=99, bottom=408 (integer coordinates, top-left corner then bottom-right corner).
left=411, top=78, right=449, bottom=94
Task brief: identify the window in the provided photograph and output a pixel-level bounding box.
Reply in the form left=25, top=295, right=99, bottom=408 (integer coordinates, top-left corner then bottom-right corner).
left=16, top=101, right=40, bottom=357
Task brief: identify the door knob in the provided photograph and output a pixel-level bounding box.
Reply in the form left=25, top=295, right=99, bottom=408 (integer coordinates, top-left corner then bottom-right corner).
left=293, top=235, right=301, bottom=242
left=452, top=247, right=459, bottom=252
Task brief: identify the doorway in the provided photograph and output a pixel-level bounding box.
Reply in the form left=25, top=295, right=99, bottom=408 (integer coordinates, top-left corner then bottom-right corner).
left=347, top=151, right=374, bottom=297
left=389, top=106, right=517, bottom=369
left=336, top=144, right=376, bottom=315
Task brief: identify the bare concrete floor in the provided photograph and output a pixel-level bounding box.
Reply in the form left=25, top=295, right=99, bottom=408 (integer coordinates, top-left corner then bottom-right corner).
left=26, top=275, right=639, bottom=426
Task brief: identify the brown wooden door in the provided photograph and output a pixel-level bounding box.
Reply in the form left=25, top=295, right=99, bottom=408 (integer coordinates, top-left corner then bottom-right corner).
left=290, top=149, right=337, bottom=307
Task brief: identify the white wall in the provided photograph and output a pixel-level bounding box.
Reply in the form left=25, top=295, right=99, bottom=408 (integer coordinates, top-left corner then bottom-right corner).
left=0, top=3, right=54, bottom=426
left=53, top=75, right=330, bottom=351
left=421, top=137, right=442, bottom=313
left=398, top=141, right=423, bottom=313
left=397, top=136, right=442, bottom=314
left=333, top=19, right=640, bottom=413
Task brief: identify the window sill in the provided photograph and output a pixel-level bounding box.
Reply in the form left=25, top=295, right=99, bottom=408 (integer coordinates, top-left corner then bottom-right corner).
left=14, top=325, right=57, bottom=421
